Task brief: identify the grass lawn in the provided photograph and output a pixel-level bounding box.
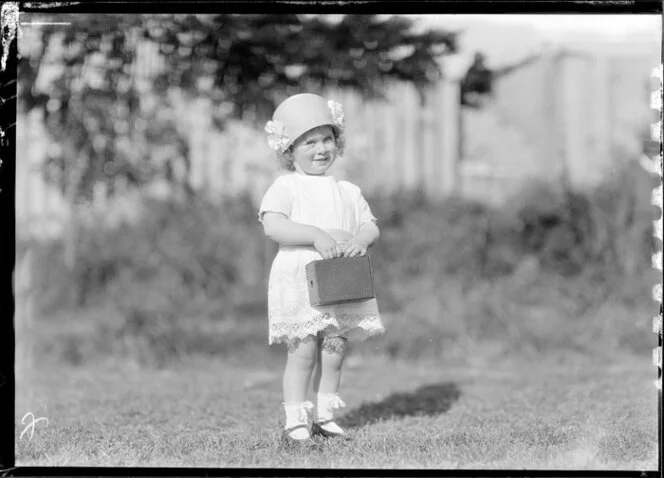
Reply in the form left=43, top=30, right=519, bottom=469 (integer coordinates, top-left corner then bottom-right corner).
left=14, top=352, right=658, bottom=469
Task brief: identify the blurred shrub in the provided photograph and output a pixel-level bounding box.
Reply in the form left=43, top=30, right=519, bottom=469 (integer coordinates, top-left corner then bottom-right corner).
left=94, top=307, right=273, bottom=368
left=30, top=305, right=275, bottom=368
left=363, top=161, right=655, bottom=359
left=511, top=164, right=655, bottom=280
left=369, top=190, right=522, bottom=307
left=27, top=192, right=267, bottom=318
left=23, top=161, right=657, bottom=365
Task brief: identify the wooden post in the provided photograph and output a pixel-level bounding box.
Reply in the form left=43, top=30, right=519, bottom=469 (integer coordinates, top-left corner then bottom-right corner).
left=402, top=84, right=418, bottom=190
left=593, top=54, right=612, bottom=171
left=440, top=78, right=461, bottom=197
left=422, top=86, right=437, bottom=199
left=541, top=52, right=562, bottom=181
left=375, top=97, right=392, bottom=191
left=560, top=56, right=587, bottom=189
left=363, top=99, right=377, bottom=191
left=383, top=83, right=400, bottom=192
left=30, top=111, right=46, bottom=222
left=343, top=89, right=360, bottom=183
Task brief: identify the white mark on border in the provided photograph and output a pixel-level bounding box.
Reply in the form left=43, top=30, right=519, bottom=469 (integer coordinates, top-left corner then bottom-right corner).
left=649, top=63, right=663, bottom=391
left=1, top=2, right=19, bottom=71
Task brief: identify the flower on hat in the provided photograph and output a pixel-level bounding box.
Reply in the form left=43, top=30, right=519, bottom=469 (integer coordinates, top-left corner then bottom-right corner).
left=265, top=120, right=291, bottom=153
left=327, top=100, right=345, bottom=129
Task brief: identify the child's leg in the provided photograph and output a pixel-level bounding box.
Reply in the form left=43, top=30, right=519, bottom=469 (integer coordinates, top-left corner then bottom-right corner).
left=282, top=336, right=318, bottom=439
left=283, top=337, right=318, bottom=402
left=313, top=336, right=348, bottom=435
left=317, top=336, right=347, bottom=393
left=311, top=336, right=324, bottom=394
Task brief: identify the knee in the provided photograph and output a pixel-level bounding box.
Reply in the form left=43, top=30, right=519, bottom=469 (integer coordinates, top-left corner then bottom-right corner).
left=287, top=338, right=318, bottom=371
left=321, top=336, right=347, bottom=356
left=292, top=352, right=317, bottom=372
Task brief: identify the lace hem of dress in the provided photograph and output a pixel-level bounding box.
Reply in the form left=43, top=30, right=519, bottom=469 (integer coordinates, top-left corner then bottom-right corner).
left=269, top=312, right=384, bottom=346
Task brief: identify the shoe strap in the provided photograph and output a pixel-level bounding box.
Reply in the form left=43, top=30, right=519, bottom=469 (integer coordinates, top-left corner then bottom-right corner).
left=284, top=424, right=309, bottom=434
left=315, top=419, right=336, bottom=426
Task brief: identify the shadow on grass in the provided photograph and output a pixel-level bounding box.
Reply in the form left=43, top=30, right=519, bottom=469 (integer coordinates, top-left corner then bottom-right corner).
left=339, top=382, right=461, bottom=429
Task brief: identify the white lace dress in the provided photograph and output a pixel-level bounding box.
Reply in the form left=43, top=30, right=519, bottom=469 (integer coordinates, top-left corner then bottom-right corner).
left=258, top=172, right=385, bottom=346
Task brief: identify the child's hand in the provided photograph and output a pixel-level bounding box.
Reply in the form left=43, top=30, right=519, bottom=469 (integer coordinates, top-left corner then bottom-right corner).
left=314, top=231, right=345, bottom=259
left=343, top=238, right=369, bottom=258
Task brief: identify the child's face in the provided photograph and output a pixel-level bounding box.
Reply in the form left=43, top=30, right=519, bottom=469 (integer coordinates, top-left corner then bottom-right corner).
left=290, top=126, right=338, bottom=175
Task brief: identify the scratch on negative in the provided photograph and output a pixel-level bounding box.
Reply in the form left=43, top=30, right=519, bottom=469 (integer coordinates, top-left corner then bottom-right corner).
left=647, top=64, right=664, bottom=391
left=21, top=2, right=82, bottom=9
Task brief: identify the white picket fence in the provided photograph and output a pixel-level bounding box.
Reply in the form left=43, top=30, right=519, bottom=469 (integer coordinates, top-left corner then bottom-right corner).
left=15, top=43, right=658, bottom=238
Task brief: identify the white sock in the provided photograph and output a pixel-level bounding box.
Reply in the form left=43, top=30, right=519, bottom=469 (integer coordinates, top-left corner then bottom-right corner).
left=283, top=401, right=313, bottom=440
left=316, top=393, right=346, bottom=434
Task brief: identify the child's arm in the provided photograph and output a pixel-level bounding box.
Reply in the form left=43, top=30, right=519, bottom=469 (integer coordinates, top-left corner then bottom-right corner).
left=343, top=221, right=380, bottom=257
left=262, top=212, right=345, bottom=259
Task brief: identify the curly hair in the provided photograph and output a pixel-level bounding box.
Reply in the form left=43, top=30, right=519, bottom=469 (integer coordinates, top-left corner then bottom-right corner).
left=276, top=150, right=296, bottom=171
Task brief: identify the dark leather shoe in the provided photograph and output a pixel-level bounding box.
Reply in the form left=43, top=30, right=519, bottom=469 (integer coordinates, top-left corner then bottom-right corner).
left=311, top=420, right=345, bottom=439
left=279, top=425, right=321, bottom=450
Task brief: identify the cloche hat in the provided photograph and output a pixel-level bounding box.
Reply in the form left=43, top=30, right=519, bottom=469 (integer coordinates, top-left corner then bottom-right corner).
left=265, top=93, right=345, bottom=154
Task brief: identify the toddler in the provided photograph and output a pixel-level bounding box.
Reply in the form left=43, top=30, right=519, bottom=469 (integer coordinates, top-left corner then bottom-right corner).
left=258, top=93, right=385, bottom=446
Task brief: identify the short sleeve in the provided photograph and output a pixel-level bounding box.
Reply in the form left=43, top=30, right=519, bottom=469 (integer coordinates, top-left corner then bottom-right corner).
left=340, top=180, right=377, bottom=227
left=258, top=176, right=294, bottom=223
left=358, top=192, right=377, bottom=226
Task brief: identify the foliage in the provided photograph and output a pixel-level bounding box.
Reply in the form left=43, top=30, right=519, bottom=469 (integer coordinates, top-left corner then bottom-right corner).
left=21, top=161, right=656, bottom=366
left=21, top=191, right=265, bottom=314
left=19, top=15, right=157, bottom=201
left=19, top=14, right=457, bottom=201
left=513, top=165, right=655, bottom=281
left=145, top=14, right=456, bottom=117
